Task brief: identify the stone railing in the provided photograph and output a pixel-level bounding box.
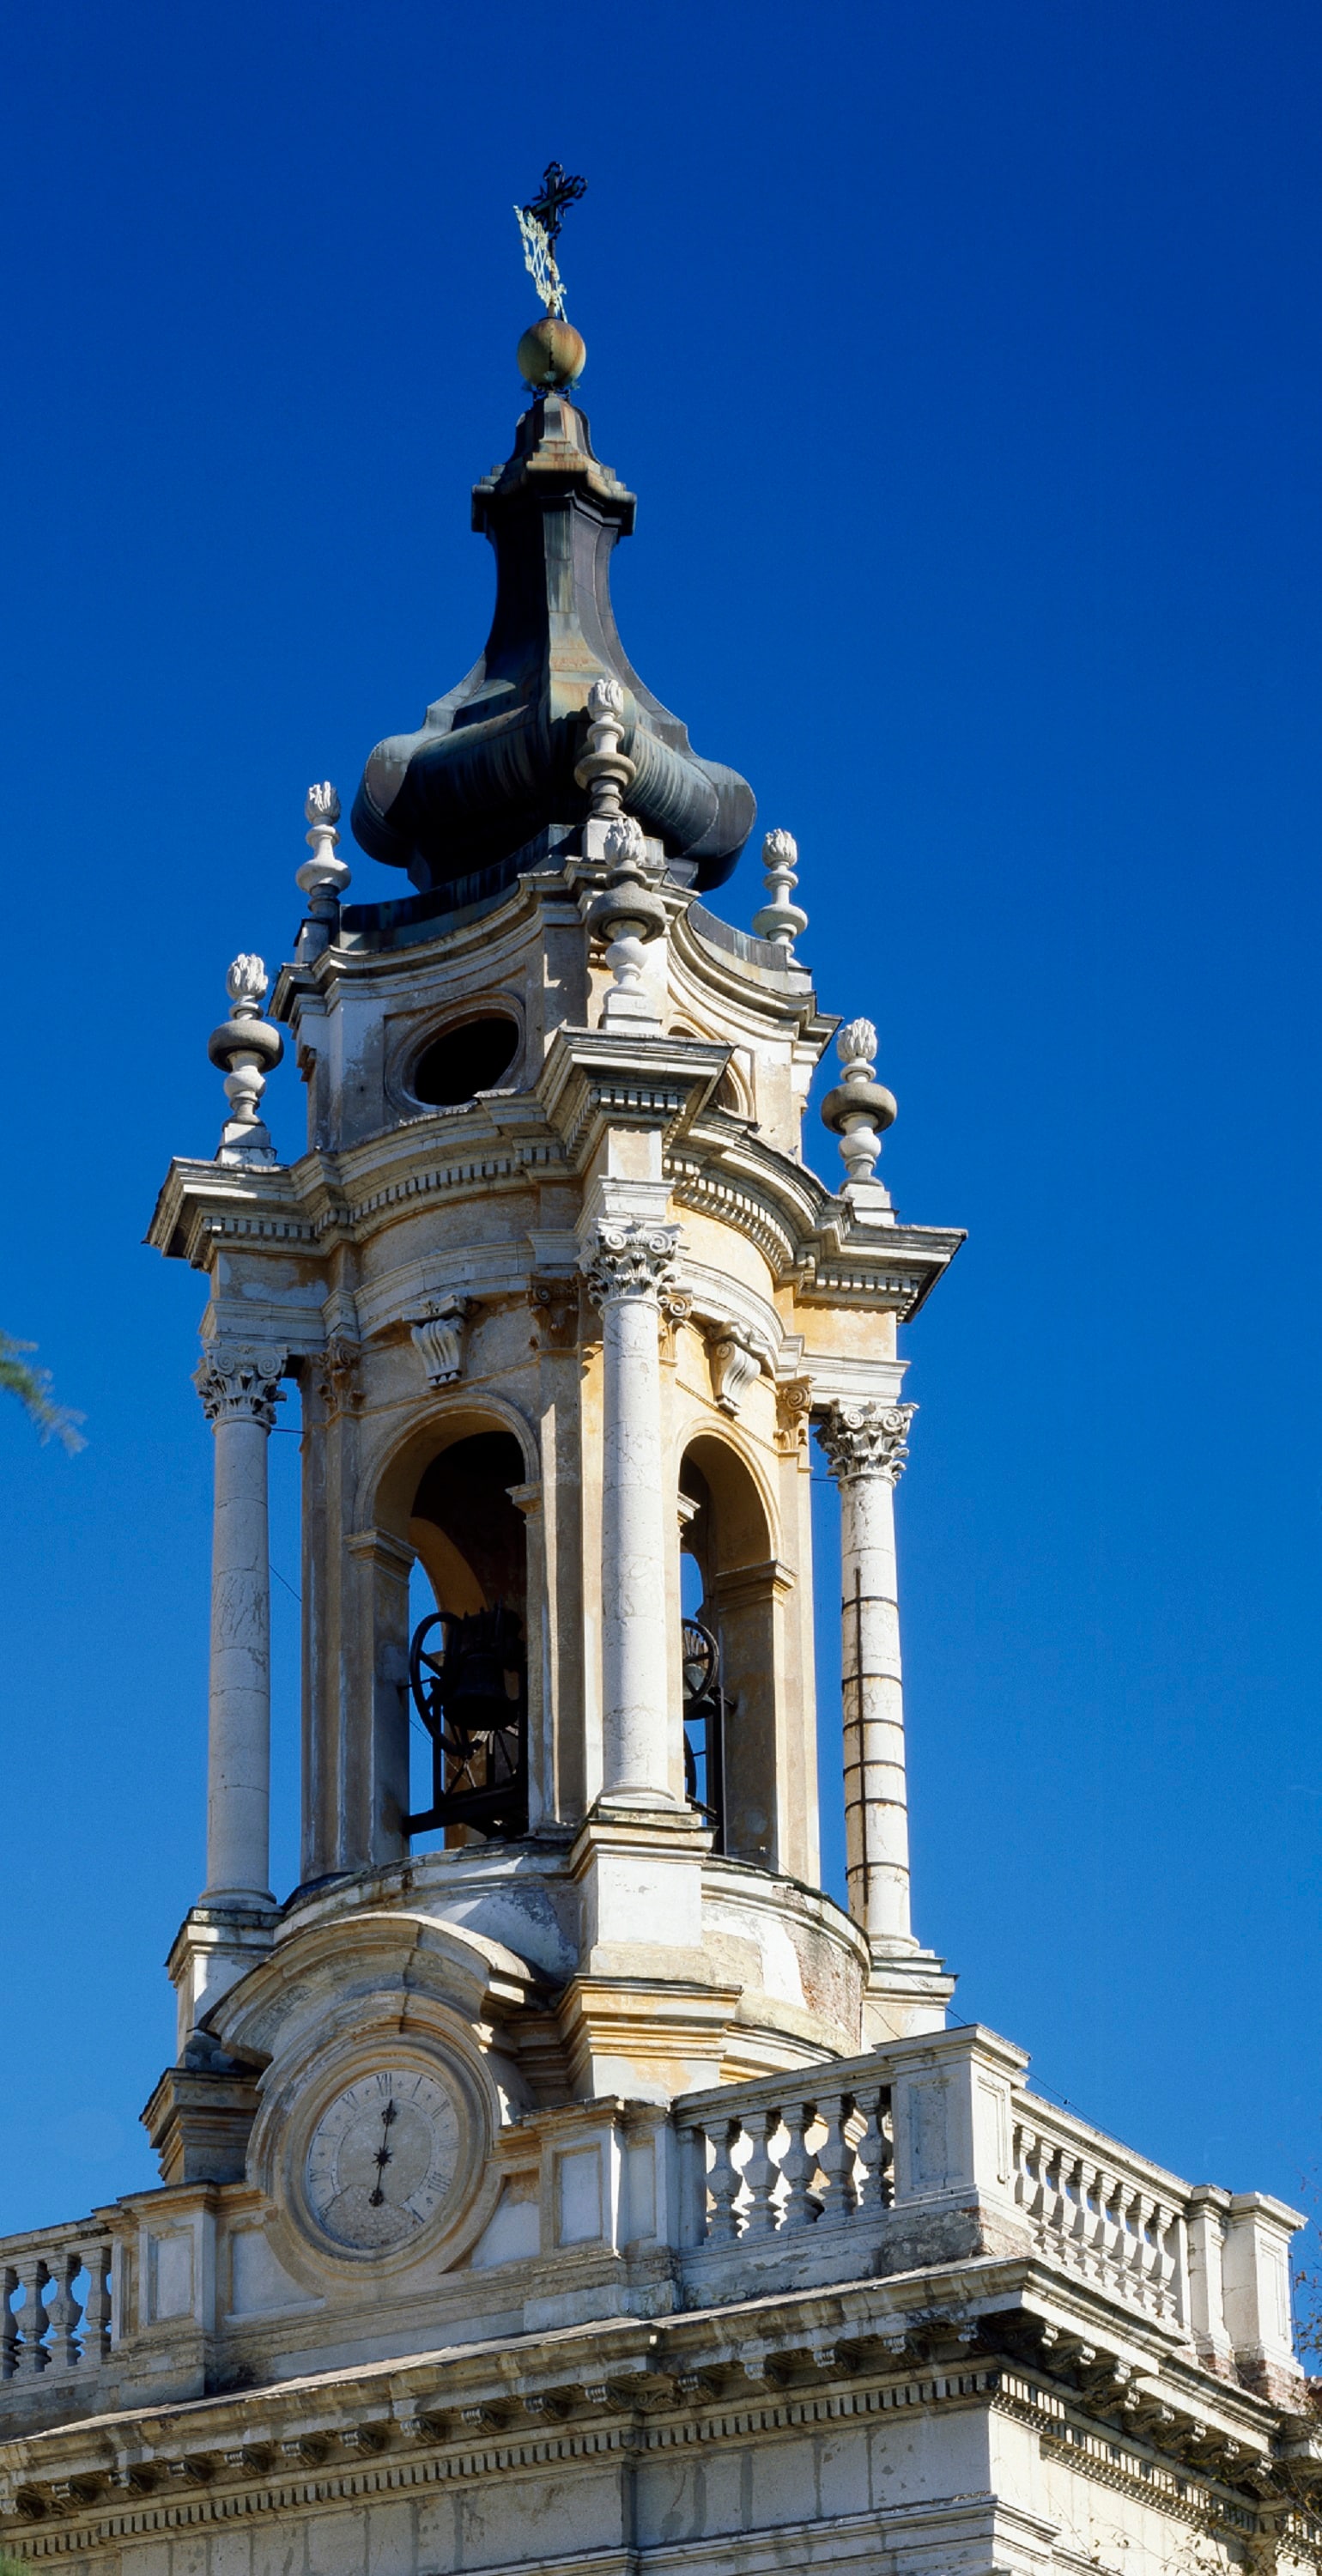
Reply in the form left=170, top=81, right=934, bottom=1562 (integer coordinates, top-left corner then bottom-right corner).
left=0, top=2030, right=1303, bottom=2439
left=1010, top=2097, right=1188, bottom=2327
left=0, top=2221, right=113, bottom=2381
left=676, top=2056, right=895, bottom=2243
left=672, top=2027, right=1301, bottom=2397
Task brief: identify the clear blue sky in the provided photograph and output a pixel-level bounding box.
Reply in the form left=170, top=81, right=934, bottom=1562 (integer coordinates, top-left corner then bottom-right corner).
left=1, top=0, right=1319, bottom=2240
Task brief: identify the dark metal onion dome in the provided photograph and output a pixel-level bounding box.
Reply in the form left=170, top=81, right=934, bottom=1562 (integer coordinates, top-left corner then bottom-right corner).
left=350, top=393, right=755, bottom=898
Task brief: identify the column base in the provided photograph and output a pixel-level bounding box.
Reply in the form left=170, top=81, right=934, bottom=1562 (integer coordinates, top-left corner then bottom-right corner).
left=555, top=1973, right=745, bottom=2101
left=862, top=1937, right=955, bottom=2042
left=571, top=1803, right=711, bottom=1977
left=167, top=1901, right=279, bottom=2059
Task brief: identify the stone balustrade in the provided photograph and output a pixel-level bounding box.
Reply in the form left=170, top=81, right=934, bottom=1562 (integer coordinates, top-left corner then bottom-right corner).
left=0, top=2221, right=113, bottom=2380
left=0, top=2027, right=1301, bottom=2439
left=1010, top=2097, right=1189, bottom=2327
left=671, top=2027, right=1301, bottom=2400
left=676, top=2060, right=894, bottom=2243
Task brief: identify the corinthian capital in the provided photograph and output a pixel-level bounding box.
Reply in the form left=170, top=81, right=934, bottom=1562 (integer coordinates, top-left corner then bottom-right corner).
left=817, top=1400, right=916, bottom=1485
left=580, top=1219, right=682, bottom=1306
left=193, top=1344, right=285, bottom=1430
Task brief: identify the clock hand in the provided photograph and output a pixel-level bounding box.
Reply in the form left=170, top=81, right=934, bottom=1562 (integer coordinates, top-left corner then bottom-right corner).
left=367, top=2097, right=397, bottom=2206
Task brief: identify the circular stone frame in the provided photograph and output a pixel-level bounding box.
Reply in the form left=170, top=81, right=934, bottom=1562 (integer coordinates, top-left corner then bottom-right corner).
left=246, top=2000, right=501, bottom=2287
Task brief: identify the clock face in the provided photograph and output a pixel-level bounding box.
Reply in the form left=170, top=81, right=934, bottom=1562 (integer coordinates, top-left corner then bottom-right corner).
left=304, top=2066, right=462, bottom=2251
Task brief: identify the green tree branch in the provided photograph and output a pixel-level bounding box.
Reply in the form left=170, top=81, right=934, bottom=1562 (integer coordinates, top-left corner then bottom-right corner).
left=0, top=1330, right=84, bottom=1452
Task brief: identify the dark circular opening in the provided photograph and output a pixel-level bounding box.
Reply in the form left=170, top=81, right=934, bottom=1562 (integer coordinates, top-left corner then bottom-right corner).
left=412, top=1015, right=518, bottom=1108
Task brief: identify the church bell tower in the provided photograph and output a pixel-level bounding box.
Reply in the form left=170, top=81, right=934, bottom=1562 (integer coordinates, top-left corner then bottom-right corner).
left=146, top=323, right=964, bottom=2204
left=3, top=180, right=1307, bottom=2576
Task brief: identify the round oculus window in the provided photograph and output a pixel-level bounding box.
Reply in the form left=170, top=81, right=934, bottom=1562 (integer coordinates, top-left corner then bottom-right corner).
left=411, top=1015, right=519, bottom=1108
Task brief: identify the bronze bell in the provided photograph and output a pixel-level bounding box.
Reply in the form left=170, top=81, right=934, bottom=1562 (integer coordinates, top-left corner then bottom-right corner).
left=448, top=1639, right=509, bottom=1721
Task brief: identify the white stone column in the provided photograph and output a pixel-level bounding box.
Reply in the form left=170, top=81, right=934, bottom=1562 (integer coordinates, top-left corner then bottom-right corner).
left=581, top=1221, right=682, bottom=1807
left=817, top=1401, right=917, bottom=1949
left=193, top=1343, right=285, bottom=1907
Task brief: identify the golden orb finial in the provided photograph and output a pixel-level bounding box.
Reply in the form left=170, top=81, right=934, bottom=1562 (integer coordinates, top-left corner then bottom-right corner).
left=513, top=161, right=587, bottom=390
left=517, top=315, right=586, bottom=391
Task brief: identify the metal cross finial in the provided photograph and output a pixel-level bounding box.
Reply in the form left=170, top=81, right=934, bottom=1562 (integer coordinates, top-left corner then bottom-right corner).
left=524, top=161, right=586, bottom=244
left=515, top=162, right=586, bottom=319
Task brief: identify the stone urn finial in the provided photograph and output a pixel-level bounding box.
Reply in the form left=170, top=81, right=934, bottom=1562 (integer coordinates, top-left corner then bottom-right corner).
left=585, top=814, right=668, bottom=1029
left=752, top=828, right=808, bottom=954
left=208, top=955, right=284, bottom=1166
left=821, top=1015, right=897, bottom=1210
left=573, top=675, right=636, bottom=825
left=296, top=782, right=350, bottom=963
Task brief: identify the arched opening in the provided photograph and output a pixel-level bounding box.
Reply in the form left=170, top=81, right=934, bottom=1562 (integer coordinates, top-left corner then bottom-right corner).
left=405, top=1430, right=528, bottom=1845
left=678, top=1436, right=780, bottom=1870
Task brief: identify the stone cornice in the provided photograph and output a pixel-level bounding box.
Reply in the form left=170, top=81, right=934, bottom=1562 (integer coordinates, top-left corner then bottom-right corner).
left=270, top=869, right=584, bottom=1017
left=149, top=1030, right=962, bottom=1325
left=0, top=2257, right=1300, bottom=2552
left=536, top=1028, right=729, bottom=1172
left=669, top=904, right=830, bottom=1038
left=268, top=877, right=825, bottom=1042
left=666, top=1122, right=964, bottom=1319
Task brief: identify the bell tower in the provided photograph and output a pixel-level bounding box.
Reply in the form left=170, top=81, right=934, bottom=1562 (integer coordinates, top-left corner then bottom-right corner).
left=146, top=339, right=961, bottom=2171
left=6, top=186, right=1307, bottom=2576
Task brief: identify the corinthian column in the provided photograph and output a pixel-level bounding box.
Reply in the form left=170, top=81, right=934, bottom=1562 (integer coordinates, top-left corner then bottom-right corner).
left=192, top=1343, right=285, bottom=1908
left=581, top=1220, right=682, bottom=1807
left=817, top=1401, right=917, bottom=1950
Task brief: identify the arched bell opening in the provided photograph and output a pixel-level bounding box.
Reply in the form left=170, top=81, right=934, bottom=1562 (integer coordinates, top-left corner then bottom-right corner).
left=404, top=1431, right=529, bottom=1849
left=678, top=1435, right=779, bottom=1871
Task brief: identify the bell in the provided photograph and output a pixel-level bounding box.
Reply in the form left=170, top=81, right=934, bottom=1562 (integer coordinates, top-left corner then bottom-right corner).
left=453, top=1649, right=505, bottom=1710
left=449, top=1644, right=509, bottom=1714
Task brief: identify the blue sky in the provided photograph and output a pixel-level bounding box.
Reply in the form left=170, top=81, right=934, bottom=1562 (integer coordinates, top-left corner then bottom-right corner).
left=1, top=0, right=1319, bottom=2239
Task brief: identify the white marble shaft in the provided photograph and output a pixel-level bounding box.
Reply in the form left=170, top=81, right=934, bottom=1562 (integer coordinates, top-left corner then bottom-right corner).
left=193, top=1345, right=283, bottom=1908
left=819, top=1402, right=916, bottom=1947
left=583, top=1222, right=681, bottom=1805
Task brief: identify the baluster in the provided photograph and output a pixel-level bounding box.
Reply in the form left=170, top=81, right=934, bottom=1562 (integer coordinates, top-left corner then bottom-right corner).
left=853, top=2086, right=894, bottom=2212
left=777, top=2102, right=820, bottom=2231
left=1091, top=2166, right=1113, bottom=2284
left=1012, top=2119, right=1032, bottom=2215
left=16, top=2257, right=51, bottom=2372
left=1105, top=2174, right=1126, bottom=2294
left=1071, top=2154, right=1092, bottom=2277
left=741, top=2110, right=781, bottom=2237
left=1144, top=2196, right=1168, bottom=2315
left=1162, top=2207, right=1186, bottom=2324
left=1034, top=2139, right=1056, bottom=2245
left=83, top=2243, right=112, bottom=2364
left=1034, top=2137, right=1055, bottom=2243
left=1096, top=2166, right=1117, bottom=2284
left=846, top=2095, right=870, bottom=2213
left=1119, top=2185, right=1142, bottom=2304
left=47, top=2251, right=84, bottom=2368
left=1025, top=2127, right=1049, bottom=2233
left=1104, top=2178, right=1125, bottom=2295
left=814, top=2092, right=853, bottom=2224
left=706, top=2119, right=743, bottom=2243
left=1068, top=2154, right=1090, bottom=2263
left=1102, top=2168, right=1123, bottom=2286
left=1, top=2266, right=18, bottom=2379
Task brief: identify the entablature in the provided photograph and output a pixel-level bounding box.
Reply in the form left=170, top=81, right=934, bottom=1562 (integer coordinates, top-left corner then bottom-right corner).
left=149, top=1059, right=963, bottom=1341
